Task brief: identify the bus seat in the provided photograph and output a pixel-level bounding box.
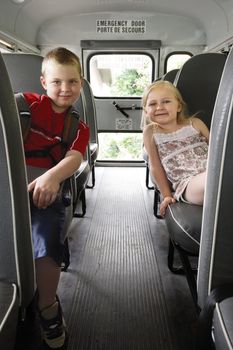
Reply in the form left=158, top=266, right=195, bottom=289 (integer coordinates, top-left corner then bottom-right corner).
left=2, top=52, right=90, bottom=217
left=0, top=52, right=35, bottom=349
left=143, top=76, right=165, bottom=192
left=73, top=90, right=91, bottom=217
left=195, top=46, right=233, bottom=349
left=162, top=68, right=179, bottom=82
left=82, top=78, right=99, bottom=188
left=174, top=53, right=226, bottom=129
left=164, top=52, right=227, bottom=308
left=2, top=52, right=90, bottom=274
left=1, top=53, right=45, bottom=95
left=143, top=68, right=180, bottom=217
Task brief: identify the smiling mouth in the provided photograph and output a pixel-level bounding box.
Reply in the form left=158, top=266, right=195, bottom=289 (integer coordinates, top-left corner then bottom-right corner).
left=155, top=112, right=168, bottom=116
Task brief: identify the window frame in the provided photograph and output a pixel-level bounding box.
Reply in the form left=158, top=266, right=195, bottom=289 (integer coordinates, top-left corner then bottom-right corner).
left=87, top=51, right=155, bottom=99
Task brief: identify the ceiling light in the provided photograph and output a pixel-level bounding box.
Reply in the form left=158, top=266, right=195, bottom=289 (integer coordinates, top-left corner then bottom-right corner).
left=0, top=39, right=14, bottom=49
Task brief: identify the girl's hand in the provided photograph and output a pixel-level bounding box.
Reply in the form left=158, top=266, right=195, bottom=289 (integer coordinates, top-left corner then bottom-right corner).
left=28, top=172, right=60, bottom=209
left=160, top=196, right=176, bottom=217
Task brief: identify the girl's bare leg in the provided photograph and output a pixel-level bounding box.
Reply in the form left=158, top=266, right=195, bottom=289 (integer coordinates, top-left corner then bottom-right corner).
left=183, top=171, right=206, bottom=205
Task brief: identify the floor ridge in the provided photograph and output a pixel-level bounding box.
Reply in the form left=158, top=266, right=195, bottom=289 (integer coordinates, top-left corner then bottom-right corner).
left=67, top=167, right=173, bottom=350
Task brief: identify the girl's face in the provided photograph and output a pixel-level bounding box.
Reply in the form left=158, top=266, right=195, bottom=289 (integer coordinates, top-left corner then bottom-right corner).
left=144, top=86, right=181, bottom=128
left=40, top=60, right=83, bottom=113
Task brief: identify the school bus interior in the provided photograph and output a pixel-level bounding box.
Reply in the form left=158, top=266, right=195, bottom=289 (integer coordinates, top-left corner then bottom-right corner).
left=1, top=0, right=233, bottom=349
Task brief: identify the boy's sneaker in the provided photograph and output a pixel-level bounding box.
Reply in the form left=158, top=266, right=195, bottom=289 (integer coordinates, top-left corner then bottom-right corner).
left=39, top=298, right=67, bottom=349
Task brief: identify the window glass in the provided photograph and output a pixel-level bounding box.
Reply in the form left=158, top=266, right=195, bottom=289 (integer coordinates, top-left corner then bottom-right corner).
left=89, top=53, right=153, bottom=97
left=166, top=52, right=192, bottom=72
left=98, top=132, right=143, bottom=161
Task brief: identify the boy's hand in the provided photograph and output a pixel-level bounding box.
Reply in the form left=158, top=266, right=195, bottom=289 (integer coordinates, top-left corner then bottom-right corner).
left=160, top=196, right=176, bottom=217
left=28, top=172, right=60, bottom=209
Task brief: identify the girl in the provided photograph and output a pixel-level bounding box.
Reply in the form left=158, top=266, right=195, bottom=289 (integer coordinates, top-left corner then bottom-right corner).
left=142, top=80, right=209, bottom=217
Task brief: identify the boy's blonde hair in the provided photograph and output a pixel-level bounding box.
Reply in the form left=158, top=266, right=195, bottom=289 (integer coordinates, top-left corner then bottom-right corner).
left=41, top=47, right=82, bottom=78
left=141, top=80, right=189, bottom=128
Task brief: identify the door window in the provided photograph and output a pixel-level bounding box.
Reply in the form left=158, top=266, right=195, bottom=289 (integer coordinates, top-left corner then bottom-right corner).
left=89, top=53, right=153, bottom=98
left=86, top=51, right=155, bottom=162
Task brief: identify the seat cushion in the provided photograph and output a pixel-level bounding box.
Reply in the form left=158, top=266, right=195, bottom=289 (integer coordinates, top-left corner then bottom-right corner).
left=165, top=202, right=202, bottom=255
left=75, top=160, right=90, bottom=193
left=214, top=297, right=233, bottom=349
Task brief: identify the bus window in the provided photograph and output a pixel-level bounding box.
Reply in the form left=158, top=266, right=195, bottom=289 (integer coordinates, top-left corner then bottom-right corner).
left=98, top=132, right=143, bottom=161
left=165, top=52, right=192, bottom=73
left=89, top=53, right=152, bottom=98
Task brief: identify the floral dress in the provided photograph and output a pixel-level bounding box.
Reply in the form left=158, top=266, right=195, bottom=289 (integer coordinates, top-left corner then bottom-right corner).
left=154, top=123, right=208, bottom=200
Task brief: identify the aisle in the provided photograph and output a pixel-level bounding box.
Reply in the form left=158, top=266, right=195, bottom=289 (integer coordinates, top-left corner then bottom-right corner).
left=60, top=167, right=173, bottom=350
left=59, top=166, right=197, bottom=350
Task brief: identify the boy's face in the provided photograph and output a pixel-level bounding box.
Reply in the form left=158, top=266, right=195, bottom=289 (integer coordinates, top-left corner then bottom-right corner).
left=40, top=60, right=83, bottom=113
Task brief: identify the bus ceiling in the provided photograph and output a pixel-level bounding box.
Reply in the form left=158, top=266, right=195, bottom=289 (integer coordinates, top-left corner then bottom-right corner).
left=0, top=0, right=233, bottom=53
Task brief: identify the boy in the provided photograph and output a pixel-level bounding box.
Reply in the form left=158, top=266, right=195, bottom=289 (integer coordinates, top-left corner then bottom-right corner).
left=23, top=47, right=89, bottom=349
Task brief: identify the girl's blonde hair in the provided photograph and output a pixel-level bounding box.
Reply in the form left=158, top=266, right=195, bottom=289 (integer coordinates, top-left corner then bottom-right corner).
left=41, top=47, right=82, bottom=78
left=140, top=80, right=189, bottom=129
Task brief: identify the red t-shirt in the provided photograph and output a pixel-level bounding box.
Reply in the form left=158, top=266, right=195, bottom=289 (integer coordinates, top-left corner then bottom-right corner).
left=23, top=93, right=89, bottom=168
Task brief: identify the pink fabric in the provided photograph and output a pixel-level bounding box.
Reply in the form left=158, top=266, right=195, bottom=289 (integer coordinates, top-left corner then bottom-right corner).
left=154, top=124, right=208, bottom=200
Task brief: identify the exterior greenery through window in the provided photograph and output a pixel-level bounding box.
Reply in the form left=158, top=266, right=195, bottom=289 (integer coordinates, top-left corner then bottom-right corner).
left=98, top=133, right=143, bottom=161
left=111, top=69, right=150, bottom=97
left=89, top=53, right=153, bottom=161
left=89, top=53, right=152, bottom=97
